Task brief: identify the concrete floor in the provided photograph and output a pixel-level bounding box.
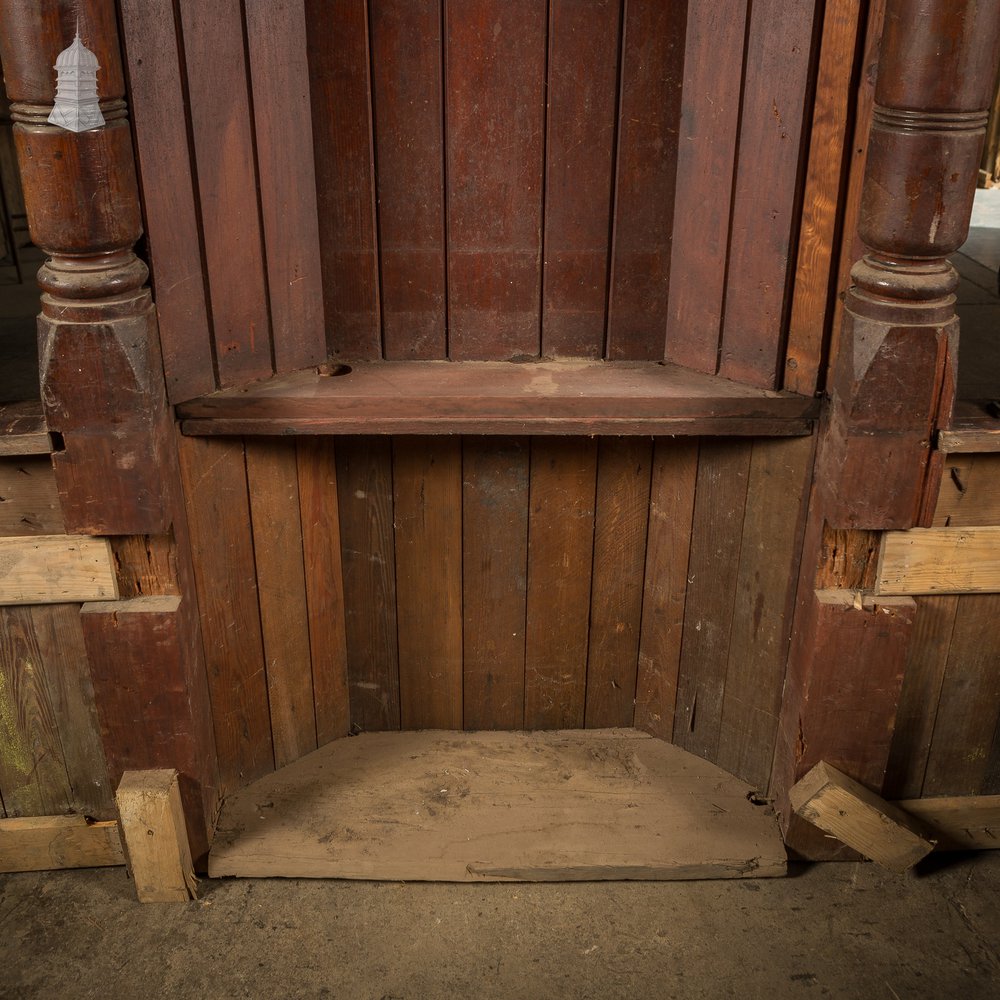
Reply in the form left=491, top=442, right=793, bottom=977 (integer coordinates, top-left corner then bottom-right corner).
left=2, top=852, right=999, bottom=999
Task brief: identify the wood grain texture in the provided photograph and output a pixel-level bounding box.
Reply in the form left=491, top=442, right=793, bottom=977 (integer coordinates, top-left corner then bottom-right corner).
left=209, top=729, right=787, bottom=881
left=584, top=438, right=653, bottom=728
left=109, top=536, right=179, bottom=600
left=246, top=441, right=317, bottom=767
left=717, top=436, right=815, bottom=790
left=177, top=0, right=272, bottom=386
left=0, top=816, right=123, bottom=873
left=0, top=536, right=117, bottom=606
left=719, top=0, right=818, bottom=389
left=371, top=0, right=447, bottom=359
left=245, top=0, right=326, bottom=373
left=899, top=795, right=1000, bottom=851
left=607, top=0, right=687, bottom=361
left=0, top=457, right=63, bottom=536
left=883, top=595, right=959, bottom=799
left=335, top=438, right=400, bottom=731
left=446, top=0, right=547, bottom=359
left=933, top=455, right=1000, bottom=528
left=876, top=527, right=1000, bottom=595
left=672, top=442, right=752, bottom=758
left=178, top=437, right=273, bottom=789
left=542, top=0, right=621, bottom=358
left=664, top=0, right=748, bottom=373
left=296, top=439, right=351, bottom=745
left=119, top=0, right=215, bottom=402
left=784, top=0, right=863, bottom=395
left=524, top=438, right=597, bottom=730
left=393, top=437, right=463, bottom=730
left=306, top=0, right=381, bottom=359
left=463, top=438, right=529, bottom=730
left=634, top=440, right=697, bottom=739
left=922, top=594, right=1000, bottom=797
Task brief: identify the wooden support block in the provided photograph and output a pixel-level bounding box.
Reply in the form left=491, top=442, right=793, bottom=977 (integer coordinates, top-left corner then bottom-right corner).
left=116, top=770, right=196, bottom=903
left=790, top=762, right=936, bottom=872
left=0, top=535, right=118, bottom=606
left=877, top=527, right=1000, bottom=595
left=898, top=795, right=1000, bottom=852
left=0, top=816, right=124, bottom=873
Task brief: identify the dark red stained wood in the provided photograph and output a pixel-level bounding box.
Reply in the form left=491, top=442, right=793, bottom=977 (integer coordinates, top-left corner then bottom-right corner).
left=584, top=437, right=653, bottom=728
left=672, top=441, right=752, bottom=760
left=922, top=594, right=1000, bottom=797
left=445, top=0, right=547, bottom=360
left=246, top=441, right=317, bottom=768
left=634, top=440, right=697, bottom=740
left=664, top=0, right=748, bottom=374
left=306, top=0, right=381, bottom=359
left=177, top=0, right=273, bottom=386
left=463, top=438, right=530, bottom=731
left=393, top=437, right=463, bottom=730
left=716, top=436, right=815, bottom=790
left=178, top=436, right=274, bottom=790
left=719, top=0, right=818, bottom=389
left=542, top=0, right=621, bottom=359
left=335, top=437, right=401, bottom=731
left=296, top=439, right=351, bottom=745
left=784, top=0, right=863, bottom=396
left=523, top=438, right=598, bottom=730
left=606, top=0, right=687, bottom=361
left=245, top=0, right=326, bottom=373
left=371, top=0, right=447, bottom=360
left=119, top=0, right=215, bottom=403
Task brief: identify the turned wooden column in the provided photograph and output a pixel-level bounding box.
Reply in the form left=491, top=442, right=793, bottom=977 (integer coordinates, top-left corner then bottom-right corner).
left=772, top=0, right=1000, bottom=858
left=0, top=1, right=218, bottom=863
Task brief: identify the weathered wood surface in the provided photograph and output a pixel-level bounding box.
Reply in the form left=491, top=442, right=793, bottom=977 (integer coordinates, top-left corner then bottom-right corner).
left=876, top=527, right=1000, bottom=595
left=899, top=795, right=1000, bottom=852
left=178, top=362, right=820, bottom=438
left=117, top=769, right=196, bottom=903
left=0, top=536, right=117, bottom=606
left=0, top=403, right=51, bottom=457
left=0, top=457, right=63, bottom=536
left=0, top=816, right=123, bottom=873
left=209, top=730, right=787, bottom=882
left=790, top=761, right=936, bottom=872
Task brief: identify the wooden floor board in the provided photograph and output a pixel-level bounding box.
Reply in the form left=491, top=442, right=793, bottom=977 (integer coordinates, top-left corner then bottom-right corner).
left=209, top=729, right=786, bottom=882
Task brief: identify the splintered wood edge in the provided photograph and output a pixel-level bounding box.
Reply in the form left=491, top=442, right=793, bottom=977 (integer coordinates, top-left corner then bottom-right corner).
left=790, top=762, right=936, bottom=872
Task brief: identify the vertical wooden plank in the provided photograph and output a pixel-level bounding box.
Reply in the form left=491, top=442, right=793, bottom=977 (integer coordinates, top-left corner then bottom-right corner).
left=371, top=0, right=447, bottom=360
left=716, top=436, right=815, bottom=790
left=542, top=0, right=622, bottom=358
left=883, top=595, right=959, bottom=799
left=524, top=438, right=598, bottom=730
left=784, top=0, right=864, bottom=395
left=306, top=0, right=382, bottom=359
left=606, top=0, right=687, bottom=361
left=719, top=0, right=819, bottom=389
left=634, top=440, right=697, bottom=740
left=0, top=607, right=74, bottom=816
left=296, top=439, right=351, bottom=745
left=246, top=441, right=317, bottom=768
left=922, top=594, right=1000, bottom=797
left=177, top=0, right=273, bottom=386
left=335, top=438, right=400, bottom=730
left=584, top=437, right=653, bottom=728
left=119, top=0, right=215, bottom=402
left=463, top=438, right=530, bottom=731
left=393, top=437, right=463, bottom=730
left=245, top=0, right=326, bottom=372
left=446, top=0, right=547, bottom=360
left=178, top=436, right=273, bottom=789
left=664, top=0, right=749, bottom=374
left=672, top=441, right=752, bottom=759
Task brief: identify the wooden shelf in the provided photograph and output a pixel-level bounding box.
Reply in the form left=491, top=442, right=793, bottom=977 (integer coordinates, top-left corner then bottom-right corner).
left=178, top=360, right=820, bottom=437
left=0, top=401, right=53, bottom=456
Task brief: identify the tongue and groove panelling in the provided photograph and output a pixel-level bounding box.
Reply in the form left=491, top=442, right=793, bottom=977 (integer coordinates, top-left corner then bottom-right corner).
left=178, top=434, right=813, bottom=798
left=122, top=0, right=851, bottom=401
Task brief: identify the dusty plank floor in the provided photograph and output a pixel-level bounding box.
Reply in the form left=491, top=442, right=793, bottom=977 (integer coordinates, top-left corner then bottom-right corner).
left=2, top=853, right=999, bottom=999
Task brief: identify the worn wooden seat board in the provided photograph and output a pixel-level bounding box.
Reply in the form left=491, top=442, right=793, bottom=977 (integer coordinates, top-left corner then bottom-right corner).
left=209, top=729, right=787, bottom=882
